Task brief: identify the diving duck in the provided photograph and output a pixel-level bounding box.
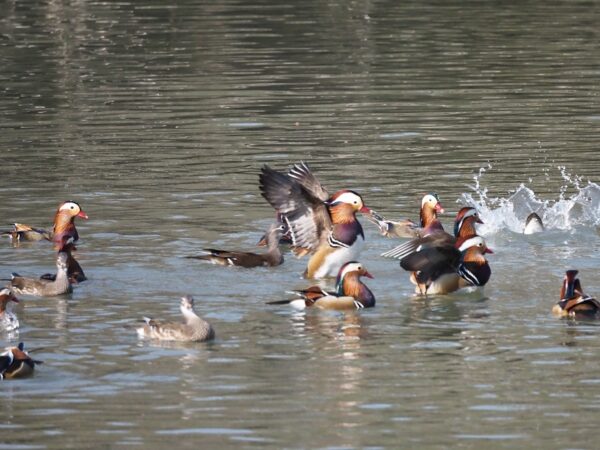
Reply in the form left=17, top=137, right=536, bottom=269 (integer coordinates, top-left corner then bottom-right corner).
left=0, top=343, right=42, bottom=379
left=367, top=193, right=445, bottom=239
left=40, top=238, right=87, bottom=284
left=552, top=270, right=600, bottom=318
left=8, top=251, right=73, bottom=297
left=397, top=235, right=493, bottom=295
left=187, top=223, right=284, bottom=268
left=0, top=288, right=19, bottom=332
left=2, top=200, right=88, bottom=249
left=267, top=261, right=375, bottom=310
left=524, top=212, right=544, bottom=235
left=259, top=162, right=371, bottom=279
left=137, top=295, right=215, bottom=342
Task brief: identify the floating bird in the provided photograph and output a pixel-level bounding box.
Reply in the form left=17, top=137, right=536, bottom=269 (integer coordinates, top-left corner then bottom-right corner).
left=524, top=212, right=544, bottom=235
left=8, top=252, right=73, bottom=297
left=187, top=223, right=284, bottom=268
left=2, top=200, right=88, bottom=249
left=267, top=261, right=375, bottom=310
left=367, top=193, right=445, bottom=239
left=397, top=235, right=493, bottom=295
left=0, top=288, right=19, bottom=332
left=40, top=239, right=87, bottom=284
left=259, top=162, right=371, bottom=279
left=137, top=295, right=215, bottom=342
left=0, top=343, right=42, bottom=379
left=553, top=270, right=600, bottom=318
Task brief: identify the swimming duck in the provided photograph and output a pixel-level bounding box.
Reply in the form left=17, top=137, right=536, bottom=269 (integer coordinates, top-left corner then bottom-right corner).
left=0, top=343, right=42, bottom=379
left=259, top=162, right=371, bottom=279
left=187, top=223, right=284, bottom=268
left=40, top=239, right=87, bottom=284
left=8, top=252, right=73, bottom=296
left=398, top=235, right=493, bottom=295
left=0, top=288, right=19, bottom=332
left=267, top=261, right=375, bottom=310
left=381, top=206, right=481, bottom=260
left=367, top=193, right=445, bottom=239
left=1, top=201, right=88, bottom=248
left=524, top=212, right=544, bottom=235
left=552, top=270, right=600, bottom=318
left=137, top=295, right=215, bottom=342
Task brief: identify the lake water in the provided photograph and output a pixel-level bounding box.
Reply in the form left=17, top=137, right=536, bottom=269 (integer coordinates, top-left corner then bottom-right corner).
left=1, top=1, right=600, bottom=449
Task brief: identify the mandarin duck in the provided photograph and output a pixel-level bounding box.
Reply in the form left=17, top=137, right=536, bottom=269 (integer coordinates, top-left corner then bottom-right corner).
left=2, top=201, right=88, bottom=249
left=187, top=223, right=284, bottom=268
left=367, top=193, right=445, bottom=239
left=0, top=343, right=42, bottom=379
left=267, top=261, right=375, bottom=310
left=137, top=295, right=215, bottom=342
left=259, top=162, right=371, bottom=279
left=8, top=251, right=73, bottom=296
left=0, top=288, right=19, bottom=332
left=553, top=270, right=600, bottom=318
left=40, top=238, right=86, bottom=284
left=395, top=235, right=493, bottom=295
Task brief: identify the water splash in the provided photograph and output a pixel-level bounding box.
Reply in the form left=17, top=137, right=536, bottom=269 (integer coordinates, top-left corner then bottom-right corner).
left=459, top=166, right=600, bottom=235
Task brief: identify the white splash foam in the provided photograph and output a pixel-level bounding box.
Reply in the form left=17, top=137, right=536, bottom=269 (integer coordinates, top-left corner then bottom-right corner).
left=458, top=165, right=600, bottom=235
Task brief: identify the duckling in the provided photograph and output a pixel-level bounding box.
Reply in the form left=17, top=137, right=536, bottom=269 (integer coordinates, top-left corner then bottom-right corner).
left=137, top=295, right=215, bottom=342
left=553, top=270, right=600, bottom=318
left=8, top=252, right=72, bottom=297
left=0, top=343, right=42, bottom=379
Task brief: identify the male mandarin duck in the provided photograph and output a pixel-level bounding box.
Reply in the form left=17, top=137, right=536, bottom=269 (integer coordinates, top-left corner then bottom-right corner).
left=8, top=251, right=73, bottom=297
left=395, top=235, right=493, bottom=295
left=553, top=270, right=600, bottom=318
left=382, top=205, right=481, bottom=261
left=0, top=343, right=42, bottom=379
left=187, top=223, right=284, bottom=268
left=39, top=239, right=87, bottom=284
left=2, top=200, right=88, bottom=249
left=367, top=193, right=445, bottom=239
left=524, top=212, right=544, bottom=235
left=0, top=288, right=19, bottom=332
left=259, top=162, right=371, bottom=279
left=137, top=295, right=215, bottom=342
left=267, top=261, right=375, bottom=310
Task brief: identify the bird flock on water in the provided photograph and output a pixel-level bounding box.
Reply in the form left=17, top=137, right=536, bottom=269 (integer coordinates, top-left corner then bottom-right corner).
left=1, top=162, right=597, bottom=379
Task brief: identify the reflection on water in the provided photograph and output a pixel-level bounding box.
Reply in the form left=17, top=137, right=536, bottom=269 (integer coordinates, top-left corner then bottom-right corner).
left=1, top=0, right=600, bottom=448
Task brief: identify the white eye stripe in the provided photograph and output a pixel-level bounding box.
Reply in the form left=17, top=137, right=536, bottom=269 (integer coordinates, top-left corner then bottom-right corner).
left=458, top=236, right=486, bottom=252
left=333, top=192, right=363, bottom=206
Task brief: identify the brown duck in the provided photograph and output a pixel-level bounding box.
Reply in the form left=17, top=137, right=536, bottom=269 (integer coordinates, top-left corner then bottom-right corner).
left=8, top=252, right=73, bottom=297
left=0, top=343, right=43, bottom=379
left=553, top=270, right=600, bottom=318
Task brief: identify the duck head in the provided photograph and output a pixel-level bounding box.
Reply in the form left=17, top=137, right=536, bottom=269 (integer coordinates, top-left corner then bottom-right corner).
left=335, top=261, right=374, bottom=293
left=420, top=193, right=444, bottom=227
left=326, top=190, right=370, bottom=223
left=454, top=206, right=483, bottom=237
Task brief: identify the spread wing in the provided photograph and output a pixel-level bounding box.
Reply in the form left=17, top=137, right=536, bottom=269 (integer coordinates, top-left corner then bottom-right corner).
left=259, top=164, right=331, bottom=252
left=287, top=162, right=329, bottom=201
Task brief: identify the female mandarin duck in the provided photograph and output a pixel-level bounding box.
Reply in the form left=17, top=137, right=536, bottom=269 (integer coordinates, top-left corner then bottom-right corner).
left=187, top=223, right=284, bottom=268
left=8, top=251, right=72, bottom=296
left=553, top=270, right=600, bottom=318
left=40, top=238, right=87, bottom=284
left=367, top=193, right=445, bottom=239
left=137, top=295, right=215, bottom=342
left=0, top=288, right=19, bottom=332
left=259, top=162, right=371, bottom=279
left=2, top=200, right=88, bottom=249
left=0, top=343, right=42, bottom=379
left=267, top=261, right=375, bottom=310
left=395, top=235, right=493, bottom=295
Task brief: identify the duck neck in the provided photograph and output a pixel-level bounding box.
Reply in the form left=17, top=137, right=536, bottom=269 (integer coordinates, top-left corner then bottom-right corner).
left=455, top=217, right=478, bottom=238
left=338, top=274, right=374, bottom=304
left=329, top=204, right=358, bottom=225
left=266, top=232, right=283, bottom=264
left=181, top=305, right=204, bottom=325
left=420, top=206, right=437, bottom=228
